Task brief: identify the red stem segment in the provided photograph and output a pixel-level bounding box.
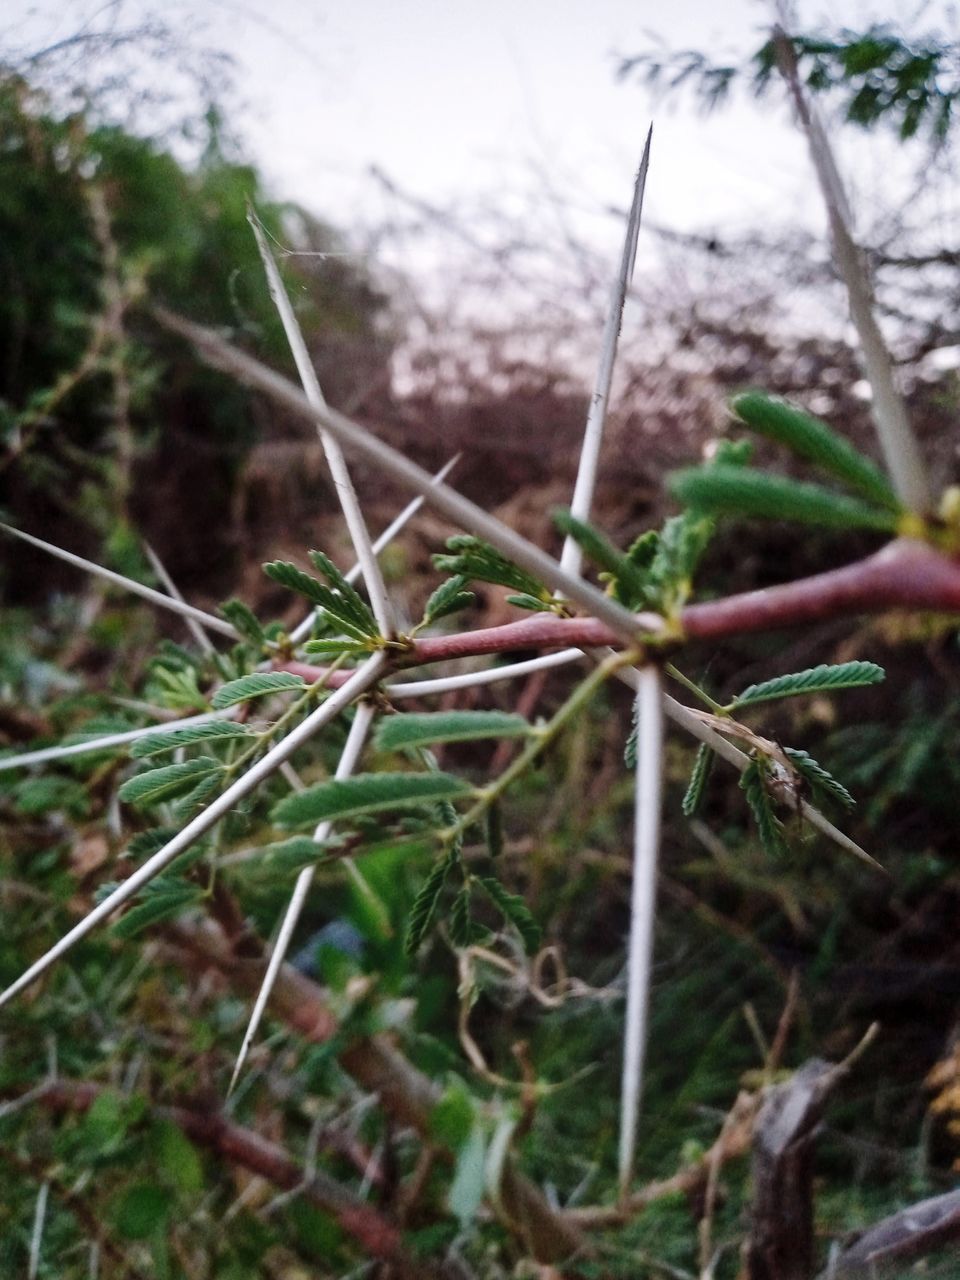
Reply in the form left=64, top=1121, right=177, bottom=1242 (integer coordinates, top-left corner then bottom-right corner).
left=282, top=542, right=960, bottom=679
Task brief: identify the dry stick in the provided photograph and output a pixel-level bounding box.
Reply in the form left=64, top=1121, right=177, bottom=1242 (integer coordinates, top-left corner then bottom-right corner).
left=229, top=700, right=377, bottom=1091
left=618, top=664, right=664, bottom=1199
left=0, top=521, right=238, bottom=640
left=27, top=1079, right=429, bottom=1277
left=771, top=22, right=930, bottom=513
left=173, top=916, right=586, bottom=1262
left=560, top=125, right=650, bottom=577
left=0, top=653, right=388, bottom=1010
left=151, top=306, right=663, bottom=651
left=249, top=212, right=395, bottom=637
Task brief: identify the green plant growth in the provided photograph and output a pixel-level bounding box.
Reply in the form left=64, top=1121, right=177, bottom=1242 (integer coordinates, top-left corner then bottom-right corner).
left=4, top=29, right=960, bottom=1280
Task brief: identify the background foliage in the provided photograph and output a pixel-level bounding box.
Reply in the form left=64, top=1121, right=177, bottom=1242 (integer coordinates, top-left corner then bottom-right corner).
left=1, top=10, right=960, bottom=1278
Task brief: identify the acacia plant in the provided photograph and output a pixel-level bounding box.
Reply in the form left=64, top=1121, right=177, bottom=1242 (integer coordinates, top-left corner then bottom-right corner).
left=3, top=26, right=960, bottom=1279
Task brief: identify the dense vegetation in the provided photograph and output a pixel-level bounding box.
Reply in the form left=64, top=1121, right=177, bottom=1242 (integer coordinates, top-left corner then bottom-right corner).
left=2, top=14, right=960, bottom=1279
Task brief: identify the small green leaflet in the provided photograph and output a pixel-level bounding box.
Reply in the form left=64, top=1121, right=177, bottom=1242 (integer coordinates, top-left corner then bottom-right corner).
left=375, top=711, right=532, bottom=753
left=732, top=661, right=884, bottom=708
left=118, top=757, right=223, bottom=807
left=477, top=876, right=541, bottom=954
left=552, top=510, right=648, bottom=607
left=625, top=529, right=660, bottom=573
left=645, top=511, right=714, bottom=610
left=308, top=549, right=379, bottom=635
left=130, top=721, right=251, bottom=758
left=682, top=743, right=714, bottom=817
left=670, top=465, right=900, bottom=533
left=784, top=747, right=856, bottom=810
left=423, top=575, right=475, bottom=624
left=740, top=760, right=788, bottom=859
left=406, top=849, right=456, bottom=954
left=271, top=771, right=474, bottom=829
left=211, top=672, right=306, bottom=709
left=730, top=392, right=900, bottom=511
left=111, top=879, right=203, bottom=939
left=262, top=559, right=377, bottom=641
left=504, top=593, right=553, bottom=612
left=449, top=886, right=474, bottom=947
left=112, top=1182, right=175, bottom=1239
left=172, top=770, right=223, bottom=818
left=302, top=639, right=372, bottom=657
left=433, top=535, right=547, bottom=600
left=219, top=598, right=266, bottom=645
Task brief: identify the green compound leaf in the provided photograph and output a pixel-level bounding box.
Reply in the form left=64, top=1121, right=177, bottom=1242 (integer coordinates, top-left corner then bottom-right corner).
left=262, top=560, right=377, bottom=641
left=211, top=671, right=306, bottom=709
left=433, top=535, right=547, bottom=600
left=118, top=758, right=223, bottom=807
left=552, top=509, right=648, bottom=608
left=308, top=549, right=379, bottom=635
left=644, top=510, right=715, bottom=611
left=731, top=391, right=900, bottom=511
left=732, top=661, right=885, bottom=708
left=131, top=721, right=251, bottom=758
left=111, top=879, right=203, bottom=940
left=783, top=746, right=856, bottom=810
left=375, top=711, right=532, bottom=753
left=740, top=760, right=789, bottom=859
left=271, top=771, right=474, bottom=829
left=477, top=876, right=541, bottom=954
left=406, top=850, right=456, bottom=954
left=172, top=770, right=224, bottom=819
left=682, top=743, right=714, bottom=817
left=424, top=575, right=476, bottom=624
left=219, top=598, right=266, bottom=645
left=625, top=528, right=660, bottom=573
left=669, top=465, right=900, bottom=533
left=448, top=886, right=474, bottom=947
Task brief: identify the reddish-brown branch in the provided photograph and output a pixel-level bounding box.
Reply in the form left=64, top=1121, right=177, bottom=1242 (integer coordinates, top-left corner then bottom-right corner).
left=681, top=541, right=960, bottom=640
left=170, top=919, right=587, bottom=1263
left=23, top=1078, right=422, bottom=1273
left=280, top=543, right=960, bottom=682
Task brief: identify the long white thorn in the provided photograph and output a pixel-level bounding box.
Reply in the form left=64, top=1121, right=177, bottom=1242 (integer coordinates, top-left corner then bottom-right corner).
left=0, top=654, right=388, bottom=1011
left=288, top=454, right=460, bottom=646
left=772, top=23, right=930, bottom=513
left=0, top=522, right=238, bottom=640
left=152, top=307, right=660, bottom=651
left=0, top=709, right=236, bottom=774
left=388, top=648, right=584, bottom=698
left=618, top=663, right=663, bottom=1199
left=28, top=1181, right=49, bottom=1280
left=229, top=700, right=376, bottom=1093
left=143, top=541, right=217, bottom=655
left=249, top=213, right=395, bottom=637
left=561, top=126, right=651, bottom=577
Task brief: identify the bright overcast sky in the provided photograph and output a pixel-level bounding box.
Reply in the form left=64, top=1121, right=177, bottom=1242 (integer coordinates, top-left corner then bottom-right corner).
left=7, top=0, right=946, bottom=256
